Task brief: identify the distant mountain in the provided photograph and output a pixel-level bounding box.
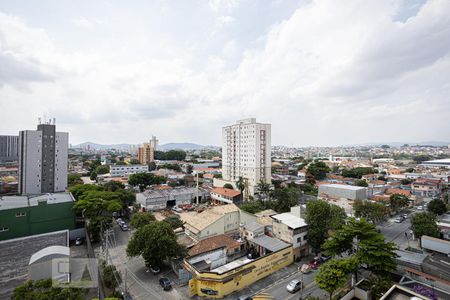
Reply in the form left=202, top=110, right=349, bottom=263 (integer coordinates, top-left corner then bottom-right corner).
left=71, top=142, right=220, bottom=151
left=158, top=143, right=219, bottom=151
left=71, top=142, right=133, bottom=151
left=345, top=141, right=450, bottom=147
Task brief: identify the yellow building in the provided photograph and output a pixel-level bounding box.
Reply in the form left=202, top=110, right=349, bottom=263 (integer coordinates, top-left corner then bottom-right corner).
left=137, top=136, right=158, bottom=164
left=184, top=242, right=293, bottom=298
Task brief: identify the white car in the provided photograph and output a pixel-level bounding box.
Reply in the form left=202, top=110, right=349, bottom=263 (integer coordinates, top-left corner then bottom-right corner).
left=417, top=206, right=423, bottom=210
left=286, top=279, right=302, bottom=293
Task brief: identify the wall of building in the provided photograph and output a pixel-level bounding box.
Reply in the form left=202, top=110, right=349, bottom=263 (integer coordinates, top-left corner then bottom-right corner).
left=54, top=132, right=68, bottom=192
left=221, top=119, right=271, bottom=196
left=318, top=185, right=367, bottom=200
left=0, top=135, right=18, bottom=162
left=186, top=246, right=293, bottom=298
left=0, top=201, right=76, bottom=241
left=188, top=248, right=227, bottom=271
left=19, top=130, right=42, bottom=194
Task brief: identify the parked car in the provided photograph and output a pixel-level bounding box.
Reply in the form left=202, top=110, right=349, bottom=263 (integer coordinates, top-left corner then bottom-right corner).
left=120, top=223, right=129, bottom=231
left=300, top=264, right=312, bottom=274
left=116, top=218, right=123, bottom=225
left=308, top=257, right=321, bottom=269
left=75, top=237, right=83, bottom=245
left=319, top=256, right=331, bottom=263
left=395, top=216, right=404, bottom=223
left=149, top=266, right=161, bottom=275
left=237, top=295, right=252, bottom=300
left=286, top=279, right=302, bottom=293
left=402, top=214, right=408, bottom=219
left=172, top=206, right=183, bottom=213
left=417, top=206, right=424, bottom=210
left=159, top=278, right=172, bottom=291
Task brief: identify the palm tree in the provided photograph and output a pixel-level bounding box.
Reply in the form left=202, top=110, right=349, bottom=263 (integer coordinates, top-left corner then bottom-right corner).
left=236, top=177, right=245, bottom=201
left=256, top=180, right=271, bottom=201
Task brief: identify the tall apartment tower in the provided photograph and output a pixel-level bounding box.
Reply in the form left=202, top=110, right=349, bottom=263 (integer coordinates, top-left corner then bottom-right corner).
left=137, top=136, right=158, bottom=164
left=18, top=121, right=68, bottom=194
left=0, top=135, right=19, bottom=163
left=222, top=118, right=271, bottom=196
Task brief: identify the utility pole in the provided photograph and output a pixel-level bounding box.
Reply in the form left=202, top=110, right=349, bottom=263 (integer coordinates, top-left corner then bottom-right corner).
left=196, top=172, right=199, bottom=205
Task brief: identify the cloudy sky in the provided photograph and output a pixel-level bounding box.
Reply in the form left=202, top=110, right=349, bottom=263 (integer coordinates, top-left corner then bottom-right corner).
left=0, top=0, right=449, bottom=147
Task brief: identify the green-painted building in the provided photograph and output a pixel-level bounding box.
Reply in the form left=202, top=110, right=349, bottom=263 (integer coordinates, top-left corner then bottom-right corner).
left=0, top=193, right=76, bottom=241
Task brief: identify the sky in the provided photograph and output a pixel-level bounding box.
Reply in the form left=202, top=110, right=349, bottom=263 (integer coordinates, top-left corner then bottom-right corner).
left=0, top=0, right=449, bottom=147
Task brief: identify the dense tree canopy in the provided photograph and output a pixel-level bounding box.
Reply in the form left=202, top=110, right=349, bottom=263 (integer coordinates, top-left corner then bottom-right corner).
left=427, top=198, right=447, bottom=215
left=315, top=259, right=350, bottom=300
left=341, top=167, right=375, bottom=179
left=130, top=212, right=156, bottom=229
left=128, top=173, right=166, bottom=191
left=307, top=161, right=330, bottom=180
left=155, top=150, right=186, bottom=161
left=163, top=215, right=184, bottom=229
left=158, top=163, right=182, bottom=172
left=353, top=200, right=389, bottom=224
left=305, top=200, right=346, bottom=251
left=68, top=173, right=83, bottom=186
left=411, top=212, right=440, bottom=239
left=13, top=279, right=86, bottom=300
left=355, top=180, right=369, bottom=187
left=323, top=219, right=398, bottom=276
left=126, top=221, right=186, bottom=267
left=389, top=194, right=409, bottom=213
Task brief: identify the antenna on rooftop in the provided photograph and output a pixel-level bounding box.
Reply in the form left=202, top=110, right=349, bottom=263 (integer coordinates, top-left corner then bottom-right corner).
left=38, top=117, right=42, bottom=125
left=53, top=118, right=56, bottom=125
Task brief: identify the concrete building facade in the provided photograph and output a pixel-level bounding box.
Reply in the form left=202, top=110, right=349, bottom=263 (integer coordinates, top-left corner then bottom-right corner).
left=0, top=193, right=76, bottom=241
left=318, top=184, right=367, bottom=200
left=110, top=164, right=149, bottom=177
left=18, top=122, right=68, bottom=194
left=271, top=211, right=309, bottom=260
left=221, top=118, right=271, bottom=197
left=0, top=135, right=19, bottom=163
left=137, top=136, right=158, bottom=165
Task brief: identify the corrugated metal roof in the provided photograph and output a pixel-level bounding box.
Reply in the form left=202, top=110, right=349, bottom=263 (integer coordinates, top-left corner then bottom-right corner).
left=251, top=235, right=290, bottom=252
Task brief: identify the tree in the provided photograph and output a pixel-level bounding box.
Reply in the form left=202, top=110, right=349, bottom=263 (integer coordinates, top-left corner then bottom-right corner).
left=355, top=180, right=368, bottom=187
left=13, top=279, right=86, bottom=300
left=405, top=167, right=415, bottom=173
left=299, top=183, right=318, bottom=196
left=186, top=164, right=193, bottom=174
left=128, top=173, right=166, bottom=191
left=129, top=158, right=140, bottom=165
left=323, top=219, right=398, bottom=277
left=68, top=173, right=83, bottom=186
left=305, top=200, right=346, bottom=251
left=158, top=163, right=182, bottom=172
left=389, top=194, right=409, bottom=213
left=341, top=167, right=375, bottom=179
left=102, top=181, right=125, bottom=192
left=95, top=165, right=110, bottom=175
left=400, top=179, right=413, bottom=185
left=367, top=276, right=392, bottom=300
left=256, top=180, right=271, bottom=200
left=223, top=183, right=234, bottom=189
left=130, top=212, right=156, bottom=229
left=155, top=150, right=186, bottom=161
left=271, top=187, right=299, bottom=213
left=353, top=200, right=389, bottom=224
left=100, top=261, right=121, bottom=289
left=148, top=161, right=157, bottom=171
left=411, top=212, right=440, bottom=239
left=412, top=155, right=432, bottom=164
left=236, top=177, right=245, bottom=195
left=90, top=171, right=98, bottom=181
left=126, top=221, right=186, bottom=267
left=314, top=259, right=348, bottom=300
left=163, top=215, right=184, bottom=229
left=427, top=199, right=447, bottom=215
left=307, top=161, right=330, bottom=180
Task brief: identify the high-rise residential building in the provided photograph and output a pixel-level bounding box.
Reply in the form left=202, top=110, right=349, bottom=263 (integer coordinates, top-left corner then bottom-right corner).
left=18, top=121, right=68, bottom=194
left=137, top=136, right=158, bottom=164
left=0, top=135, right=19, bottom=163
left=221, top=118, right=271, bottom=197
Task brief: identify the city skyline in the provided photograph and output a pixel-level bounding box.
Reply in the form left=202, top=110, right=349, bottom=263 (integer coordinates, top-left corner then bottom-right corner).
left=1, top=0, right=449, bottom=146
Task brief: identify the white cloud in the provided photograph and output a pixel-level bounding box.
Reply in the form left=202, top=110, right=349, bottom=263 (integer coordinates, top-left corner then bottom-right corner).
left=0, top=1, right=449, bottom=146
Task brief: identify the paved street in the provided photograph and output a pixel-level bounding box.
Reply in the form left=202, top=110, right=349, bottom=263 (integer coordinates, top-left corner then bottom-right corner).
left=377, top=209, right=420, bottom=250
left=104, top=225, right=183, bottom=300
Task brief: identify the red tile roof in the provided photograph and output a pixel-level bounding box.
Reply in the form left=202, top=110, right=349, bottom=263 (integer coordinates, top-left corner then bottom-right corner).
left=188, top=234, right=240, bottom=256
left=385, top=188, right=411, bottom=197
left=211, top=187, right=241, bottom=198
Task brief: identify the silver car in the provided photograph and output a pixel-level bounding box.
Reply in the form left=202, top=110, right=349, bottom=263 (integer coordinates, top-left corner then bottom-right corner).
left=286, top=279, right=302, bottom=293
